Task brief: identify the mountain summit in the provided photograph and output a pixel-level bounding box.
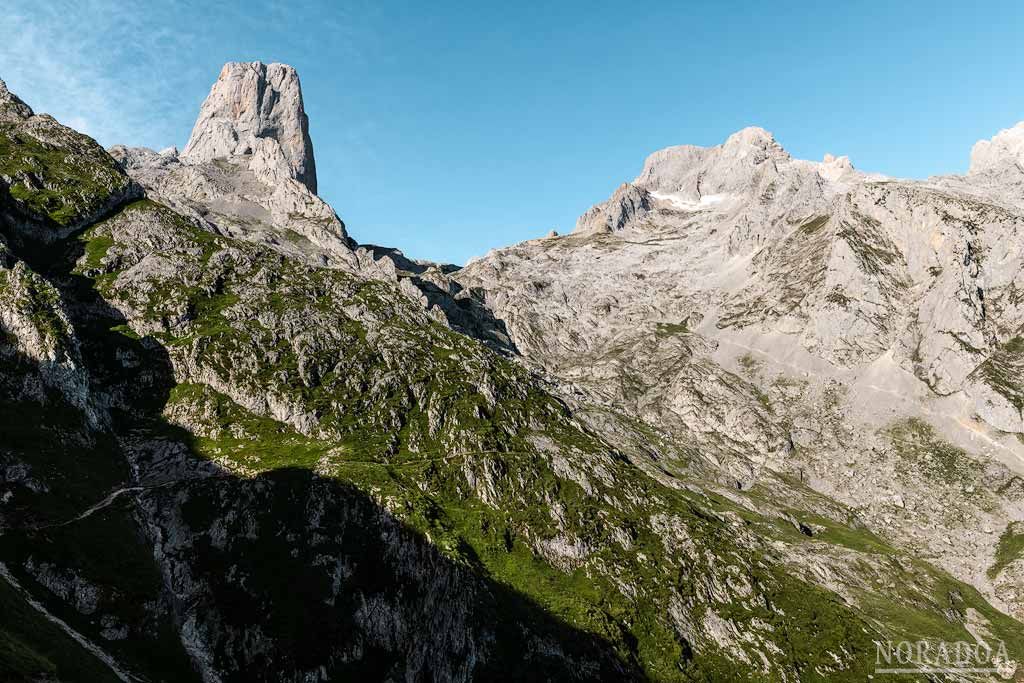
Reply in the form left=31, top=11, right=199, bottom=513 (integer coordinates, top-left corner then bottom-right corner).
left=181, top=61, right=318, bottom=193
left=969, top=120, right=1024, bottom=181
left=0, top=79, right=33, bottom=122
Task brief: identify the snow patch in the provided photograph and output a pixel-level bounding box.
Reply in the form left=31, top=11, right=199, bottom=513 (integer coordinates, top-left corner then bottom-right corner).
left=649, top=191, right=733, bottom=212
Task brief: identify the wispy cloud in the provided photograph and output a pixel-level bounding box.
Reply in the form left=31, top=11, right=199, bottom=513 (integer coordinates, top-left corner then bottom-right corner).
left=0, top=0, right=373, bottom=149
left=0, top=0, right=203, bottom=147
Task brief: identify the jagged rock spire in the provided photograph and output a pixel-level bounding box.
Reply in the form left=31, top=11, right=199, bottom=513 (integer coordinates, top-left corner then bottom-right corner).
left=0, top=79, right=34, bottom=122
left=182, top=61, right=318, bottom=193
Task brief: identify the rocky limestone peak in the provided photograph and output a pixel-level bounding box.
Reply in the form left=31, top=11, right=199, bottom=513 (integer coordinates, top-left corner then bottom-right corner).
left=969, top=121, right=1024, bottom=176
left=817, top=153, right=855, bottom=182
left=634, top=144, right=710, bottom=193
left=634, top=126, right=794, bottom=205
left=721, top=126, right=790, bottom=161
left=634, top=126, right=793, bottom=196
left=181, top=61, right=318, bottom=193
left=821, top=152, right=852, bottom=167
left=0, top=79, right=34, bottom=122
left=575, top=126, right=844, bottom=238
left=574, top=182, right=651, bottom=233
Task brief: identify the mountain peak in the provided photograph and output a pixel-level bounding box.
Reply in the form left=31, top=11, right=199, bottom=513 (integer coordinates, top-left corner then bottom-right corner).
left=721, top=126, right=790, bottom=162
left=181, top=61, right=318, bottom=193
left=969, top=121, right=1024, bottom=176
left=633, top=126, right=793, bottom=197
left=723, top=125, right=776, bottom=147
left=0, top=79, right=34, bottom=122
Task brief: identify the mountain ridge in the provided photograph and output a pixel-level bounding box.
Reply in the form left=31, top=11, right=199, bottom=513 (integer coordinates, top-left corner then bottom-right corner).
left=1, top=62, right=1024, bottom=682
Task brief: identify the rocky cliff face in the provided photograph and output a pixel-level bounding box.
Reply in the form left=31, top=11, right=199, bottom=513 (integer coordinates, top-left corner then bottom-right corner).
left=458, top=123, right=1024, bottom=638
left=182, top=62, right=318, bottom=193
left=2, top=66, right=1024, bottom=683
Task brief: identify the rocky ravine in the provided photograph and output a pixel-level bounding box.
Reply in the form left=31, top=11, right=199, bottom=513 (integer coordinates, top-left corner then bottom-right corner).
left=1, top=62, right=1023, bottom=683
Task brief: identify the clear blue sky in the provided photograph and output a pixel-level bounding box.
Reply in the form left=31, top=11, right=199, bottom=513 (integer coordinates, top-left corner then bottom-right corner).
left=3, top=1, right=1024, bottom=264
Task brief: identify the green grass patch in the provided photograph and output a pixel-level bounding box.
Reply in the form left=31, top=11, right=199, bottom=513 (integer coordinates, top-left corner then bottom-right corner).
left=80, top=234, right=113, bottom=270
left=0, top=123, right=131, bottom=229
left=974, top=336, right=1024, bottom=411
left=798, top=215, right=829, bottom=235
left=884, top=417, right=983, bottom=488
left=165, top=383, right=336, bottom=471
left=989, top=521, right=1024, bottom=579
left=655, top=321, right=689, bottom=337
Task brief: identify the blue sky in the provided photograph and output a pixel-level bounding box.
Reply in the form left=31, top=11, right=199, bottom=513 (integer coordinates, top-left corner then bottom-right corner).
left=3, top=1, right=1024, bottom=264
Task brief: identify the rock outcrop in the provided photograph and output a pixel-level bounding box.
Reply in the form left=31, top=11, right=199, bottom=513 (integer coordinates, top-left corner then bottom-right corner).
left=457, top=123, right=1024, bottom=627
left=0, top=81, right=141, bottom=245
left=0, top=79, right=34, bottom=122
left=181, top=62, right=318, bottom=193
left=966, top=121, right=1024, bottom=200
left=970, top=121, right=1024, bottom=177
left=111, top=64, right=516, bottom=355
left=108, top=62, right=353, bottom=268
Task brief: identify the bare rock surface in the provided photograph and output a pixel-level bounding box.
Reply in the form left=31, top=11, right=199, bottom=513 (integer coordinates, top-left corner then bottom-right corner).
left=181, top=62, right=317, bottom=193
left=457, top=124, right=1024, bottom=620
left=0, top=79, right=34, bottom=122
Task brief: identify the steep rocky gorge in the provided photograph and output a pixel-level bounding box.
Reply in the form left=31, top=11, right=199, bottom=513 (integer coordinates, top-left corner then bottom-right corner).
left=1, top=62, right=1023, bottom=682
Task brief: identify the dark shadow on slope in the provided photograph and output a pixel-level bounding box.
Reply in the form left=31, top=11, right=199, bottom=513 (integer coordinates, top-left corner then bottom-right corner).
left=0, top=568, right=123, bottom=683
left=0, top=209, right=200, bottom=680
left=0, top=211, right=645, bottom=681
left=358, top=244, right=457, bottom=276
left=136, top=462, right=645, bottom=682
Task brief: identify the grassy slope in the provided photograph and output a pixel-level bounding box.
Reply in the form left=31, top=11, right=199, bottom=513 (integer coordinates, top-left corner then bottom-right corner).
left=0, top=120, right=131, bottom=229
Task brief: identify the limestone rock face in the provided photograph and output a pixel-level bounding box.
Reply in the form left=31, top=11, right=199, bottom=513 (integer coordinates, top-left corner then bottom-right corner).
left=181, top=62, right=318, bottom=193
left=460, top=125, right=1024, bottom=422
left=110, top=61, right=352, bottom=268
left=111, top=63, right=519, bottom=354
left=0, top=79, right=34, bottom=122
left=970, top=121, right=1024, bottom=176
left=966, top=121, right=1024, bottom=199
left=0, top=92, right=141, bottom=243
left=575, top=183, right=650, bottom=233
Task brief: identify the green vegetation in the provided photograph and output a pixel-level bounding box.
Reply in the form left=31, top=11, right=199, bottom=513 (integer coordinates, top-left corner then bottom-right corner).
left=989, top=522, right=1024, bottom=579
left=4, top=171, right=1022, bottom=680
left=0, top=266, right=68, bottom=346
left=0, top=123, right=131, bottom=228
left=166, top=383, right=336, bottom=470
left=655, top=321, right=689, bottom=337
left=165, top=372, right=1024, bottom=680
left=109, top=323, right=140, bottom=340
left=72, top=199, right=1024, bottom=679
left=798, top=215, right=829, bottom=235
left=282, top=228, right=308, bottom=244
left=79, top=234, right=114, bottom=271
left=973, top=335, right=1024, bottom=412
left=836, top=212, right=906, bottom=279
left=884, top=417, right=983, bottom=488
left=737, top=352, right=762, bottom=374
left=825, top=286, right=852, bottom=308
